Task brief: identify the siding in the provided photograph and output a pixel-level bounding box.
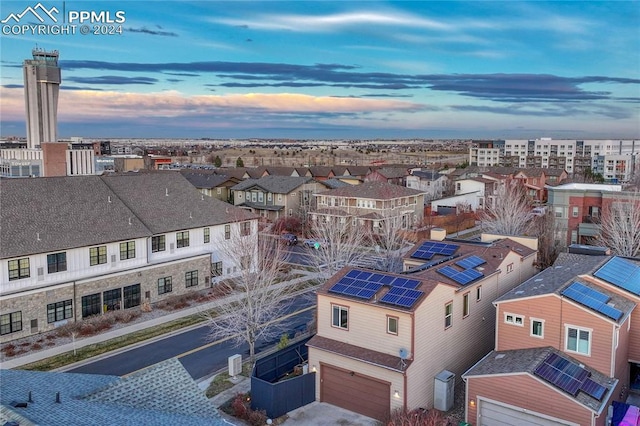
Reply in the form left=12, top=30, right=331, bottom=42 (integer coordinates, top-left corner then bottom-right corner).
left=496, top=295, right=563, bottom=351
left=467, top=375, right=595, bottom=426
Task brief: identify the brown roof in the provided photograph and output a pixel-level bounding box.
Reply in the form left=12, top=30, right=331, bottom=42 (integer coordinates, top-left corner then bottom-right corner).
left=316, top=181, right=424, bottom=199
left=307, top=335, right=412, bottom=372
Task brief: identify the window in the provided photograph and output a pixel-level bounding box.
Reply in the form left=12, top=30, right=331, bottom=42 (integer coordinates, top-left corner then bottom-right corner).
left=258, top=192, right=264, bottom=203
left=47, top=252, right=67, bottom=274
left=445, top=302, right=453, bottom=328
left=225, top=224, right=231, bottom=240
left=103, top=288, right=122, bottom=311
left=387, top=316, right=398, bottom=335
left=90, top=246, right=107, bottom=266
left=81, top=293, right=101, bottom=318
left=212, top=261, right=223, bottom=277
left=158, top=277, right=173, bottom=295
left=278, top=194, right=282, bottom=201
left=240, top=255, right=251, bottom=270
left=152, top=235, right=166, bottom=252
left=506, top=263, right=514, bottom=273
left=554, top=207, right=563, bottom=218
left=120, top=241, right=136, bottom=260
left=47, top=300, right=73, bottom=323
left=176, top=231, right=190, bottom=248
left=0, top=311, right=22, bottom=335
left=185, top=270, right=198, bottom=287
left=566, top=326, right=591, bottom=355
left=463, top=293, right=470, bottom=317
left=123, top=284, right=141, bottom=309
left=267, top=193, right=272, bottom=201
left=572, top=206, right=579, bottom=218
left=240, top=221, right=251, bottom=236
left=332, top=305, right=348, bottom=329
left=531, top=318, right=544, bottom=338
left=8, top=258, right=30, bottom=280
left=203, top=227, right=210, bottom=243
left=504, top=313, right=524, bottom=326
left=476, top=286, right=482, bottom=302
left=217, top=187, right=222, bottom=195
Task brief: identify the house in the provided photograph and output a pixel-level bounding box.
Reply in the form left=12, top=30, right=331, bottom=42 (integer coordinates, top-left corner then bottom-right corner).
left=0, top=358, right=226, bottom=425
left=512, top=168, right=569, bottom=203
left=230, top=175, right=324, bottom=221
left=406, top=169, right=448, bottom=201
left=311, top=181, right=425, bottom=233
left=463, top=251, right=640, bottom=426
left=307, top=234, right=537, bottom=420
left=365, top=167, right=409, bottom=186
left=0, top=172, right=257, bottom=343
left=180, top=170, right=240, bottom=202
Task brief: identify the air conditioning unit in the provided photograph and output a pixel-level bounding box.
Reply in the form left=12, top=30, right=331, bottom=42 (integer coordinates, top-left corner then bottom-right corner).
left=228, top=354, right=242, bottom=377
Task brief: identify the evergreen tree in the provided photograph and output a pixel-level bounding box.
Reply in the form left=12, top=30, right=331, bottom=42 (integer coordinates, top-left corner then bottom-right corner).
left=236, top=157, right=244, bottom=167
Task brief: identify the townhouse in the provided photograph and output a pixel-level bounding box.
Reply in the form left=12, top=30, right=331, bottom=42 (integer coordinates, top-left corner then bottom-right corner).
left=307, top=233, right=537, bottom=420
left=0, top=172, right=257, bottom=343
left=463, top=251, right=640, bottom=426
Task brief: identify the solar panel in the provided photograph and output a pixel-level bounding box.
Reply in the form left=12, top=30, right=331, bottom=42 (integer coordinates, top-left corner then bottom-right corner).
left=455, top=255, right=487, bottom=270
left=534, top=352, right=591, bottom=397
left=391, top=277, right=421, bottom=289
left=580, top=378, right=607, bottom=401
left=437, top=265, right=484, bottom=285
left=328, top=269, right=384, bottom=300
left=380, top=286, right=424, bottom=308
left=594, top=257, right=640, bottom=295
left=411, top=241, right=459, bottom=260
left=562, top=282, right=623, bottom=321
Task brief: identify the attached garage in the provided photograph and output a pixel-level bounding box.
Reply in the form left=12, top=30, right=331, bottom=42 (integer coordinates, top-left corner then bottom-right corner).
left=478, top=398, right=578, bottom=426
left=320, top=363, right=390, bottom=420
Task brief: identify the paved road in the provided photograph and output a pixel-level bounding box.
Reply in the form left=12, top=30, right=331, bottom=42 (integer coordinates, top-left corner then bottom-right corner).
left=66, top=294, right=315, bottom=379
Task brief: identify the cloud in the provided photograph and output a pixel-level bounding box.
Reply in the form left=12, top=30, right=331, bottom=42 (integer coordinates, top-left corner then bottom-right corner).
left=65, top=76, right=158, bottom=85
left=164, top=72, right=200, bottom=77
left=2, top=84, right=23, bottom=89
left=127, top=27, right=178, bottom=37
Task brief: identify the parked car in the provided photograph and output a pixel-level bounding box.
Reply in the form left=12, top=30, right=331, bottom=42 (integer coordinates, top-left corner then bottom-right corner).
left=303, top=239, right=328, bottom=249
left=280, top=233, right=298, bottom=245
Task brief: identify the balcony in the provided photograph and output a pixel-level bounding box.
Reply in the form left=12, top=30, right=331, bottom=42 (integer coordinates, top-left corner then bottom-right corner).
left=578, top=221, right=600, bottom=237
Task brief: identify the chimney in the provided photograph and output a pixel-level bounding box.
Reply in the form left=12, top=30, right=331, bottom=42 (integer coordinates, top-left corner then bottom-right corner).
left=430, top=228, right=446, bottom=241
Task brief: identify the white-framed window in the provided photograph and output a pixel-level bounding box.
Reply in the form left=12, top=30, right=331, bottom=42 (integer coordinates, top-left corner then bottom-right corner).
left=444, top=302, right=453, bottom=329
left=476, top=286, right=482, bottom=302
left=278, top=194, right=282, bottom=201
left=332, top=305, right=348, bottom=330
left=531, top=318, right=544, bottom=338
left=504, top=312, right=524, bottom=326
left=217, top=187, right=222, bottom=194
left=566, top=325, right=591, bottom=355
left=387, top=316, right=398, bottom=335
left=463, top=293, right=470, bottom=318
left=572, top=206, right=579, bottom=217
left=506, top=263, right=514, bottom=273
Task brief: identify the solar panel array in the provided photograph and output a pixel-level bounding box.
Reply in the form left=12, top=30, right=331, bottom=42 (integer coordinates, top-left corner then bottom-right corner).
left=455, top=255, right=487, bottom=270
left=561, top=282, right=623, bottom=321
left=328, top=269, right=423, bottom=307
left=534, top=352, right=607, bottom=401
left=379, top=286, right=424, bottom=309
left=593, top=257, right=640, bottom=296
left=411, top=241, right=459, bottom=260
left=437, top=265, right=484, bottom=285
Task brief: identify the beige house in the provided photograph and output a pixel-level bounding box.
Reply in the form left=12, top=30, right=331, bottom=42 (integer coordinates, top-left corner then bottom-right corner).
left=463, top=252, right=640, bottom=426
left=307, top=235, right=536, bottom=420
left=312, top=181, right=425, bottom=233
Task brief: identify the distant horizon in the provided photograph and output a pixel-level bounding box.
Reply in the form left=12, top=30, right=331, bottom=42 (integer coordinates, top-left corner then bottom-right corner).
left=1, top=1, right=639, bottom=139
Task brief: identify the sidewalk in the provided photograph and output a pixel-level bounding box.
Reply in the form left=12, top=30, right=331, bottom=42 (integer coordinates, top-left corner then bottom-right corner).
left=1, top=269, right=319, bottom=370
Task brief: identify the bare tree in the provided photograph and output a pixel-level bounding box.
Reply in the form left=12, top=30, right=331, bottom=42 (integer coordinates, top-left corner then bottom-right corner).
left=306, top=215, right=368, bottom=279
left=479, top=180, right=532, bottom=236
left=598, top=191, right=640, bottom=257
left=530, top=212, right=566, bottom=269
left=372, top=213, right=412, bottom=273
left=204, top=226, right=292, bottom=366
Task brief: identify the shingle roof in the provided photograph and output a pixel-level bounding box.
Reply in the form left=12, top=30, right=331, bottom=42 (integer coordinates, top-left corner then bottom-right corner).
left=321, top=178, right=350, bottom=189
left=410, top=170, right=442, bottom=180
left=463, top=346, right=615, bottom=414
left=375, top=167, right=408, bottom=179
left=180, top=171, right=237, bottom=189
left=231, top=175, right=313, bottom=194
left=316, top=181, right=424, bottom=199
left=0, top=359, right=224, bottom=425
left=0, top=176, right=150, bottom=259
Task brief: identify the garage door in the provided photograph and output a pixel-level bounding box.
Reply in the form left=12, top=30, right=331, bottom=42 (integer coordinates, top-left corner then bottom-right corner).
left=479, top=399, right=576, bottom=426
left=321, top=364, right=390, bottom=420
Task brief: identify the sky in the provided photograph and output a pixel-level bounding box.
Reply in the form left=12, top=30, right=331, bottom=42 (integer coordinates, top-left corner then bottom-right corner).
left=1, top=1, right=639, bottom=140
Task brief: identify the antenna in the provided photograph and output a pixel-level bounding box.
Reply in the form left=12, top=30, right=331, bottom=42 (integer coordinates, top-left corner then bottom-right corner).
left=399, top=348, right=409, bottom=359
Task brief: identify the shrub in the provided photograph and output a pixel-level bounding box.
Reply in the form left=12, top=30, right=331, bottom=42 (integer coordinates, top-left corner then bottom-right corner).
left=230, top=393, right=248, bottom=418
left=384, top=407, right=447, bottom=426
left=1, top=344, right=16, bottom=357
left=31, top=343, right=43, bottom=350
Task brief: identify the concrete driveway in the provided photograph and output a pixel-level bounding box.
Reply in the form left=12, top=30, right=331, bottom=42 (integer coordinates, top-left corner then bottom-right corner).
left=283, top=402, right=379, bottom=425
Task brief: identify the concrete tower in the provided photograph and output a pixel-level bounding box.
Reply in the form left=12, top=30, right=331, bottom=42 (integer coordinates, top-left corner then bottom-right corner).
left=23, top=48, right=61, bottom=149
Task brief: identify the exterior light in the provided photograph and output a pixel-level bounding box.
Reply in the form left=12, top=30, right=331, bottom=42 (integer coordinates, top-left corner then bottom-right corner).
left=470, top=400, right=476, bottom=407
left=393, top=390, right=400, bottom=399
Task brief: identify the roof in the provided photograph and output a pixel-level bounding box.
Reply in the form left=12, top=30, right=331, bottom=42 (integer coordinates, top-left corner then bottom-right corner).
left=321, top=178, right=351, bottom=189
left=0, top=173, right=254, bottom=259
left=373, top=167, right=408, bottom=179
left=231, top=175, right=314, bottom=194
left=180, top=171, right=238, bottom=189
left=463, top=346, right=615, bottom=414
left=316, top=181, right=425, bottom=199
left=307, top=335, right=412, bottom=373
left=0, top=359, right=225, bottom=426
left=410, top=170, right=443, bottom=180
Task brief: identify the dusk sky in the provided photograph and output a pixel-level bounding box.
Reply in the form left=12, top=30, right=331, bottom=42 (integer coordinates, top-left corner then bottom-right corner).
left=1, top=1, right=639, bottom=139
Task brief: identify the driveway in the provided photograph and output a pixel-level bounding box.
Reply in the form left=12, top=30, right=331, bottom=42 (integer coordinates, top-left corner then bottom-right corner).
left=283, top=402, right=379, bottom=425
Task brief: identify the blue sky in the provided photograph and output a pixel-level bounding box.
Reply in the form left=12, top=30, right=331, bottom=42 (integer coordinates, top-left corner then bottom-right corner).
left=1, top=1, right=639, bottom=139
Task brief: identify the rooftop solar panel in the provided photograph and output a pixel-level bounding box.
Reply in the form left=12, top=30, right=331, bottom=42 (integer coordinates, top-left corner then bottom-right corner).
left=455, top=255, right=487, bottom=270
left=562, top=282, right=623, bottom=321
left=391, top=277, right=421, bottom=289
left=379, top=286, right=424, bottom=309
left=534, top=352, right=590, bottom=397
left=593, top=257, right=640, bottom=295
left=580, top=378, right=607, bottom=401
left=411, top=241, right=459, bottom=260
left=437, top=265, right=484, bottom=285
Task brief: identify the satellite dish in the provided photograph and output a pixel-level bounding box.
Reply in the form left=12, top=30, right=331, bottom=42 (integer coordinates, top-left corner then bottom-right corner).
left=399, top=348, right=409, bottom=359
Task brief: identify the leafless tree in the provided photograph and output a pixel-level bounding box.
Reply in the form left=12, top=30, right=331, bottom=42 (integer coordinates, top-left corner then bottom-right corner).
left=373, top=213, right=412, bottom=273
left=204, top=227, right=292, bottom=366
left=597, top=191, right=640, bottom=257
left=530, top=212, right=566, bottom=269
left=479, top=180, right=532, bottom=236
left=305, top=215, right=368, bottom=279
